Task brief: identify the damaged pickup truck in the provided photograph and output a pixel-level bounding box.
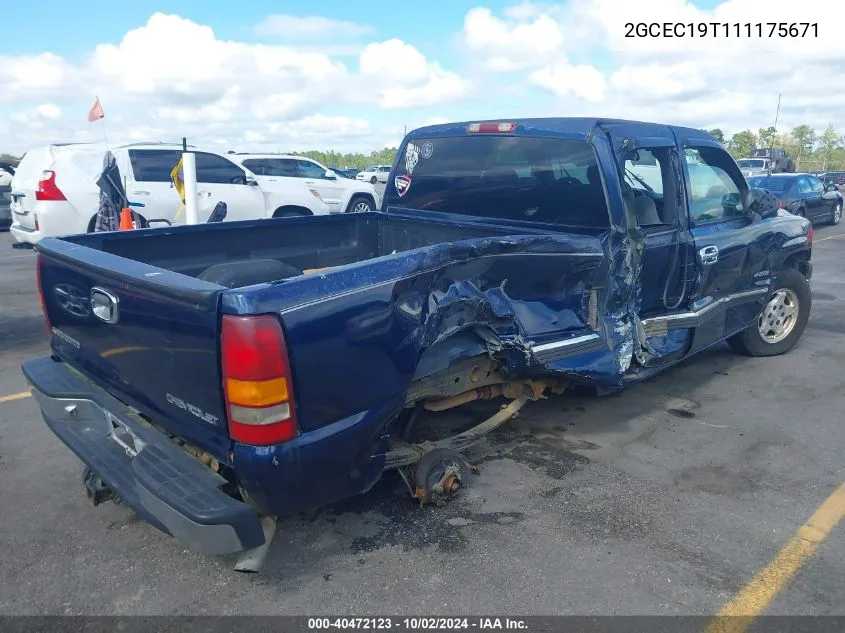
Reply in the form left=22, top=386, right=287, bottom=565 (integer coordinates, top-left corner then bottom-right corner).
left=23, top=118, right=813, bottom=571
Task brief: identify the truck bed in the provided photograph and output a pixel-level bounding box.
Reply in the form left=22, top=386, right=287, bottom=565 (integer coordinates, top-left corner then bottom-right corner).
left=63, top=212, right=542, bottom=280
left=36, top=211, right=608, bottom=507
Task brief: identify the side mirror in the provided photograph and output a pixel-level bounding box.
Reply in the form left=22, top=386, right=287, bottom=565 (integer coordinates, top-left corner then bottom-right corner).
left=825, top=183, right=838, bottom=192
left=245, top=175, right=259, bottom=186
left=324, top=170, right=337, bottom=180
left=744, top=187, right=779, bottom=220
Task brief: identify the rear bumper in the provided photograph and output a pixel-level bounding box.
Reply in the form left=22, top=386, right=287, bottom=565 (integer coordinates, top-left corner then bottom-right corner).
left=10, top=223, right=40, bottom=244
left=22, top=355, right=265, bottom=555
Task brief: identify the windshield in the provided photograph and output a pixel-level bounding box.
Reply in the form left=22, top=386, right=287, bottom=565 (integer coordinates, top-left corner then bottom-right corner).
left=737, top=159, right=766, bottom=169
left=747, top=175, right=791, bottom=192
left=384, top=135, right=610, bottom=228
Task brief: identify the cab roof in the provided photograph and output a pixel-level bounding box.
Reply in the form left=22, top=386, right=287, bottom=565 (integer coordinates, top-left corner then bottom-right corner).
left=406, top=117, right=717, bottom=144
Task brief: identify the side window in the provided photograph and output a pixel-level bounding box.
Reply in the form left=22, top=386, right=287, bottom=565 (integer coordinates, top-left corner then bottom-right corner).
left=264, top=159, right=298, bottom=177
left=623, top=148, right=679, bottom=227
left=129, top=150, right=182, bottom=182
left=796, top=178, right=812, bottom=194
left=295, top=159, right=328, bottom=179
left=195, top=152, right=247, bottom=184
left=379, top=166, right=391, bottom=173
left=241, top=159, right=265, bottom=176
left=808, top=176, right=824, bottom=193
left=685, top=146, right=746, bottom=224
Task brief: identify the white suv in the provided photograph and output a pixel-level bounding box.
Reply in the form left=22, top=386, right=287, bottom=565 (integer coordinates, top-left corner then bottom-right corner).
left=231, top=153, right=380, bottom=213
left=356, top=165, right=391, bottom=185
left=9, top=143, right=324, bottom=245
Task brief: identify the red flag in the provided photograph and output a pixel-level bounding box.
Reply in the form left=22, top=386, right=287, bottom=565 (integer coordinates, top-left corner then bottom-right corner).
left=87, top=97, right=104, bottom=122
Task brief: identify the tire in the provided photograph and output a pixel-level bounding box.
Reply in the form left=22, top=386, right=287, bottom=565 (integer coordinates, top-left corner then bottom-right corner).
left=346, top=195, right=374, bottom=213
left=727, top=268, right=811, bottom=357
left=370, top=175, right=377, bottom=185
left=830, top=202, right=842, bottom=226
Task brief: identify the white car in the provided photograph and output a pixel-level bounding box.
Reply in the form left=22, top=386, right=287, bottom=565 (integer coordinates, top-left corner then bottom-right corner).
left=356, top=165, right=391, bottom=185
left=8, top=143, right=317, bottom=245
left=231, top=153, right=380, bottom=213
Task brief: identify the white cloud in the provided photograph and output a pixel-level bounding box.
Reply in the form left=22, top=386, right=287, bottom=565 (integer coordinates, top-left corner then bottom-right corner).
left=1, top=13, right=468, bottom=154
left=255, top=15, right=373, bottom=40
left=10, top=103, right=63, bottom=127
left=462, top=7, right=564, bottom=71
left=359, top=39, right=467, bottom=108
left=530, top=63, right=607, bottom=102
left=4, top=2, right=845, bottom=156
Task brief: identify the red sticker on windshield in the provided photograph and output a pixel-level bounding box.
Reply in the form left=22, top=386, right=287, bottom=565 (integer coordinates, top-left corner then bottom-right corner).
left=395, top=175, right=412, bottom=197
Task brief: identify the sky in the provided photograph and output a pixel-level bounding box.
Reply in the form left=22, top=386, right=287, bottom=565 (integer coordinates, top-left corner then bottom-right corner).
left=1, top=0, right=843, bottom=155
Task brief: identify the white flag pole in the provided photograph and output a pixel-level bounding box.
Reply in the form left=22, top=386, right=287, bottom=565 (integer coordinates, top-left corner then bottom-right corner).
left=182, top=137, right=199, bottom=225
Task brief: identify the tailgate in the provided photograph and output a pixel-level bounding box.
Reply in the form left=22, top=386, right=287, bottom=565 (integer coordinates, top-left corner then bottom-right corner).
left=36, top=238, right=231, bottom=459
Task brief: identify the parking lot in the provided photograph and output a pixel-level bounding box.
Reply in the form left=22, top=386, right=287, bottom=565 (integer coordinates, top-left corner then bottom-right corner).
left=1, top=223, right=844, bottom=617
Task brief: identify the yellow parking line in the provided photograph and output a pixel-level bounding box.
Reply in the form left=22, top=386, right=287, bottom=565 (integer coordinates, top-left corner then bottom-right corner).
left=0, top=390, right=32, bottom=403
left=703, top=481, right=845, bottom=633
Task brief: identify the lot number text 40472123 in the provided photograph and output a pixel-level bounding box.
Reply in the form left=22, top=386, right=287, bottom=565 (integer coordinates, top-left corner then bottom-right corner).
left=307, top=618, right=528, bottom=630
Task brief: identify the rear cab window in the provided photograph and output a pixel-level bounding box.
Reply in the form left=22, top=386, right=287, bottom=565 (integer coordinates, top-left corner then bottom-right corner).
left=384, top=135, right=611, bottom=228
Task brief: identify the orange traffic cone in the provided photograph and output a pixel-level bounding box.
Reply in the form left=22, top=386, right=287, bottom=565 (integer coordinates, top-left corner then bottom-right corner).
left=119, top=208, right=134, bottom=231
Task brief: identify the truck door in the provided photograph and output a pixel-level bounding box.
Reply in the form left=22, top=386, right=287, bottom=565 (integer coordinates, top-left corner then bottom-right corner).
left=678, top=138, right=773, bottom=352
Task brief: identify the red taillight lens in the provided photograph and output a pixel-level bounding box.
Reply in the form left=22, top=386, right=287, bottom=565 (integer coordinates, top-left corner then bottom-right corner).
left=807, top=226, right=814, bottom=248
left=35, top=170, right=66, bottom=201
left=35, top=254, right=52, bottom=331
left=467, top=121, right=517, bottom=133
left=776, top=198, right=786, bottom=209
left=221, top=314, right=297, bottom=446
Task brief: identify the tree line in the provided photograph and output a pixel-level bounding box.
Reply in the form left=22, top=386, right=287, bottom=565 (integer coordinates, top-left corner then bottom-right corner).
left=6, top=124, right=845, bottom=172
left=703, top=124, right=844, bottom=171
left=287, top=147, right=398, bottom=170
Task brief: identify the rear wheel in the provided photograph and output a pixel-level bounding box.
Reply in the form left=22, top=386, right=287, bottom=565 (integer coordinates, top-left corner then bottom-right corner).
left=370, top=175, right=377, bottom=185
left=727, top=268, right=810, bottom=357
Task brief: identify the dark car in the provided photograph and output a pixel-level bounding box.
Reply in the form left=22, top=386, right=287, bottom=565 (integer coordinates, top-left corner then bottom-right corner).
left=821, top=171, right=845, bottom=189
left=334, top=168, right=360, bottom=179
left=747, top=173, right=842, bottom=225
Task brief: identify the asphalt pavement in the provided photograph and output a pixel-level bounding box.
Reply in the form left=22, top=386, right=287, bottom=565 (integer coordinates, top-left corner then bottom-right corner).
left=0, top=221, right=844, bottom=617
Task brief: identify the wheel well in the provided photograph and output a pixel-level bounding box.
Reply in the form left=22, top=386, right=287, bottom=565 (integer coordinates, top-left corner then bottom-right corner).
left=88, top=212, right=147, bottom=232
left=273, top=206, right=312, bottom=218
left=783, top=251, right=811, bottom=279
left=347, top=193, right=376, bottom=210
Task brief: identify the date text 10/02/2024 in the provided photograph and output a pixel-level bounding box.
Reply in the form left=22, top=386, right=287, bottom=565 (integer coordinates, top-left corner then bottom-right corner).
left=624, top=22, right=818, bottom=38
left=307, top=618, right=527, bottom=630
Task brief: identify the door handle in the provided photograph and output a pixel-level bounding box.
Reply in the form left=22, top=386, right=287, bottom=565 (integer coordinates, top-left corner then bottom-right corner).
left=131, top=190, right=150, bottom=196
left=699, top=245, right=719, bottom=265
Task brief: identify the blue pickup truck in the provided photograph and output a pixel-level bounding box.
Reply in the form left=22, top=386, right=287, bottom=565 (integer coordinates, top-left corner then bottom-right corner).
left=23, top=118, right=813, bottom=570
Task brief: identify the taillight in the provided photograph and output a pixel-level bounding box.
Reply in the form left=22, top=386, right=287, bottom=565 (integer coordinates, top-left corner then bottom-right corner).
left=776, top=198, right=786, bottom=209
left=35, top=254, right=52, bottom=331
left=807, top=226, right=814, bottom=248
left=467, top=121, right=517, bottom=133
left=221, top=314, right=297, bottom=446
left=35, top=170, right=66, bottom=201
